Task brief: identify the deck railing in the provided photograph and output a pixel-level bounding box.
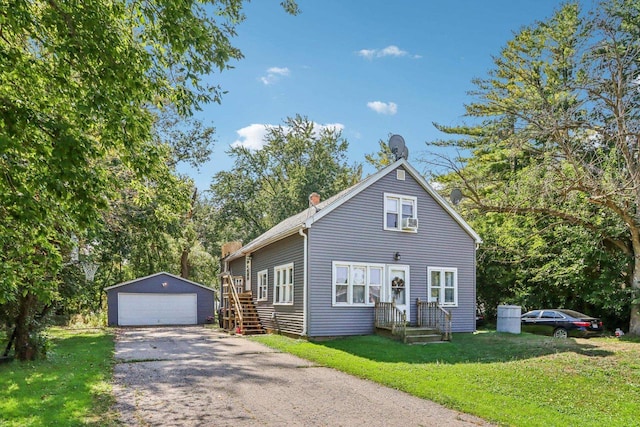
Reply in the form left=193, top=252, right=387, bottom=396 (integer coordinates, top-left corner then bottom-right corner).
left=416, top=299, right=452, bottom=340
left=374, top=301, right=406, bottom=339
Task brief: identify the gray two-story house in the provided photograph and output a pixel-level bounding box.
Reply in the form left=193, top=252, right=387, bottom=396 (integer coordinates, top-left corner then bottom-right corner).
left=221, top=158, right=481, bottom=339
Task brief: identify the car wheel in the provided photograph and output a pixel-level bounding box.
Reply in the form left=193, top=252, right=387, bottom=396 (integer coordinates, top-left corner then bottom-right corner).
left=553, top=328, right=568, bottom=339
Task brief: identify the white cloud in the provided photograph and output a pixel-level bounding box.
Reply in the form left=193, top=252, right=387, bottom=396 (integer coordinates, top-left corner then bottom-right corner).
left=357, top=45, right=413, bottom=60
left=231, top=122, right=345, bottom=150
left=379, top=45, right=407, bottom=57
left=231, top=124, right=273, bottom=150
left=260, top=66, right=290, bottom=85
left=267, top=67, right=290, bottom=76
left=317, top=123, right=345, bottom=133
left=367, top=101, right=398, bottom=115
left=357, top=49, right=377, bottom=60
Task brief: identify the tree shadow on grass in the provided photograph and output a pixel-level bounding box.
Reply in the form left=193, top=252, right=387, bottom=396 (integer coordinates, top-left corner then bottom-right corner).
left=315, top=331, right=615, bottom=364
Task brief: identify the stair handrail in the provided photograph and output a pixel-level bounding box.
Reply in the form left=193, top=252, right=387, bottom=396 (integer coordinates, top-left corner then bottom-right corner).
left=438, top=305, right=452, bottom=341
left=222, top=273, right=244, bottom=331
left=417, top=299, right=452, bottom=341
left=374, top=301, right=406, bottom=339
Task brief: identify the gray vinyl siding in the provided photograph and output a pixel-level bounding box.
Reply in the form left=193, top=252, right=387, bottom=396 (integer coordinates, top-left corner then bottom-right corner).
left=230, top=234, right=305, bottom=335
left=106, top=273, right=215, bottom=326
left=228, top=258, right=245, bottom=279
left=307, top=166, right=477, bottom=337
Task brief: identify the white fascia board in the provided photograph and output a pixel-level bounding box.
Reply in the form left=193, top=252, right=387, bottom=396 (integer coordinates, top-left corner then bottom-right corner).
left=401, top=160, right=483, bottom=244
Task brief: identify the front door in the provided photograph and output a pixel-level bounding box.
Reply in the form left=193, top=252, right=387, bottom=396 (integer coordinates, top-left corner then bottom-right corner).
left=386, top=265, right=410, bottom=320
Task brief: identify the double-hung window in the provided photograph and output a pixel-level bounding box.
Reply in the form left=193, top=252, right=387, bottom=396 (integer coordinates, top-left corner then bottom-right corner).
left=274, top=263, right=294, bottom=305
left=232, top=276, right=244, bottom=294
left=257, top=269, right=268, bottom=301
left=333, top=262, right=384, bottom=306
left=384, top=193, right=417, bottom=231
left=428, top=267, right=458, bottom=307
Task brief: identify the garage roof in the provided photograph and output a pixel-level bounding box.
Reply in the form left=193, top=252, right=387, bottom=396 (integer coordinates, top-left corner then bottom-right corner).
left=104, top=272, right=215, bottom=292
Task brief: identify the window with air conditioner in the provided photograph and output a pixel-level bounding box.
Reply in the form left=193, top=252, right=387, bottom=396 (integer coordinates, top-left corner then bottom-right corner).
left=384, top=193, right=418, bottom=232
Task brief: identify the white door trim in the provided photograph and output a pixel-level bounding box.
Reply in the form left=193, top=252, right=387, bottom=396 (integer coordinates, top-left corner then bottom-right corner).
left=385, top=265, right=410, bottom=320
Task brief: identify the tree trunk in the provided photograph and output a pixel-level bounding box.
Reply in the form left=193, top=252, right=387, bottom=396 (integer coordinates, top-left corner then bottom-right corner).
left=3, top=327, right=16, bottom=357
left=629, top=243, right=640, bottom=335
left=180, top=247, right=189, bottom=279
left=629, top=303, right=640, bottom=336
left=14, top=292, right=37, bottom=361
left=180, top=188, right=197, bottom=280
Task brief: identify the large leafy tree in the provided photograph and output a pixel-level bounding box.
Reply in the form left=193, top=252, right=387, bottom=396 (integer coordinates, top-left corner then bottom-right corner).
left=470, top=211, right=630, bottom=327
left=0, top=0, right=297, bottom=360
left=428, top=0, right=640, bottom=334
left=210, top=115, right=362, bottom=244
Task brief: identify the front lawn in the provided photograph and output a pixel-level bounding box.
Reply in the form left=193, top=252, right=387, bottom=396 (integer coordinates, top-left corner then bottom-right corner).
left=252, top=331, right=640, bottom=427
left=0, top=328, right=118, bottom=427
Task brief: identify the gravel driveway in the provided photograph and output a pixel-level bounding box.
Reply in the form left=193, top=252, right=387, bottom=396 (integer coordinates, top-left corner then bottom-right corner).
left=112, top=326, right=491, bottom=426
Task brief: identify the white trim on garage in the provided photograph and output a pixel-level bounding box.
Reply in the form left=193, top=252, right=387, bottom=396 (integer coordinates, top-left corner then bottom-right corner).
left=117, top=293, right=198, bottom=326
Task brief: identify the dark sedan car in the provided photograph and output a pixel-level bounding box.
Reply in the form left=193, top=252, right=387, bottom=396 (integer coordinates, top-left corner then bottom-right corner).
left=521, top=309, right=604, bottom=338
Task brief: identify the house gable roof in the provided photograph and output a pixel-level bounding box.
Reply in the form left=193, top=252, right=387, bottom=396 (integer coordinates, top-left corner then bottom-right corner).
left=225, top=159, right=481, bottom=262
left=104, top=271, right=215, bottom=292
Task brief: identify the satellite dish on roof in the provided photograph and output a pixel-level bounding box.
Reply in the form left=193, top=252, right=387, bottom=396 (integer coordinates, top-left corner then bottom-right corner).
left=400, top=145, right=409, bottom=160
left=388, top=134, right=408, bottom=161
left=450, top=188, right=463, bottom=205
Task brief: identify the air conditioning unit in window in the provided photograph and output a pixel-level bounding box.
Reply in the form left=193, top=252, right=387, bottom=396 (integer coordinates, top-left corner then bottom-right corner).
left=402, top=218, right=418, bottom=230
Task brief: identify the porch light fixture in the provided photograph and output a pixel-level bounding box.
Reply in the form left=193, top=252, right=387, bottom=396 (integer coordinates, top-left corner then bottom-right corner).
left=162, top=282, right=168, bottom=287
left=394, top=252, right=401, bottom=261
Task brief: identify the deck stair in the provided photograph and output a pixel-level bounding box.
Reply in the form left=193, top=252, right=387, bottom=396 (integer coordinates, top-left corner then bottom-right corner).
left=374, top=300, right=451, bottom=344
left=220, top=273, right=264, bottom=335
left=233, top=292, right=264, bottom=335
left=402, top=326, right=444, bottom=344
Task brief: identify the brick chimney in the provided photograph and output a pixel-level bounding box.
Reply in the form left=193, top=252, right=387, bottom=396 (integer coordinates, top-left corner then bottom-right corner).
left=309, top=192, right=320, bottom=207
left=221, top=241, right=242, bottom=258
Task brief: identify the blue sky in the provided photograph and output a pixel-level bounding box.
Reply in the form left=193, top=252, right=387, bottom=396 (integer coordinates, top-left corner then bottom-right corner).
left=183, top=0, right=569, bottom=191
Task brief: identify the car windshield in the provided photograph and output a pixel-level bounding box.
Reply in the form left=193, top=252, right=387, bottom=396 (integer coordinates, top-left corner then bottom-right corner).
left=557, top=309, right=590, bottom=319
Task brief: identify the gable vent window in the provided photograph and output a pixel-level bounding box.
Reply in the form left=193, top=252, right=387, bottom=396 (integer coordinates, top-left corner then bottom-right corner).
left=396, top=169, right=406, bottom=181
left=384, top=193, right=418, bottom=232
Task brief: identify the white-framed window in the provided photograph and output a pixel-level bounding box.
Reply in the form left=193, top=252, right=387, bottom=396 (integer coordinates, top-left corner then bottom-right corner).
left=333, top=262, right=384, bottom=306
left=428, top=267, right=458, bottom=307
left=233, top=276, right=244, bottom=294
left=257, top=269, right=268, bottom=301
left=384, top=193, right=417, bottom=231
left=274, top=263, right=294, bottom=305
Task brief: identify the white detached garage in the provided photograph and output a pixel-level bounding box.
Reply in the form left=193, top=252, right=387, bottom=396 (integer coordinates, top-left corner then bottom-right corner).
left=106, top=272, right=215, bottom=326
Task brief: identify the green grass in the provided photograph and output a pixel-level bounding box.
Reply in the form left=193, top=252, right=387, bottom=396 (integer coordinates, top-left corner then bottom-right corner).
left=0, top=328, right=118, bottom=427
left=252, top=332, right=640, bottom=427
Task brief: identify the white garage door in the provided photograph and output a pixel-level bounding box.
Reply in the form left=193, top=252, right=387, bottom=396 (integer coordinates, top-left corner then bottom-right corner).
left=118, top=293, right=198, bottom=326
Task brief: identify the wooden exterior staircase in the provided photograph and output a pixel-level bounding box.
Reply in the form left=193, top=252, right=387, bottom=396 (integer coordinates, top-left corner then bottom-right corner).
left=220, top=273, right=264, bottom=335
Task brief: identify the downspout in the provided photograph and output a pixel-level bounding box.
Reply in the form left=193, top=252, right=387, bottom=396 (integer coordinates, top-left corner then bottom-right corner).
left=299, top=227, right=308, bottom=336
